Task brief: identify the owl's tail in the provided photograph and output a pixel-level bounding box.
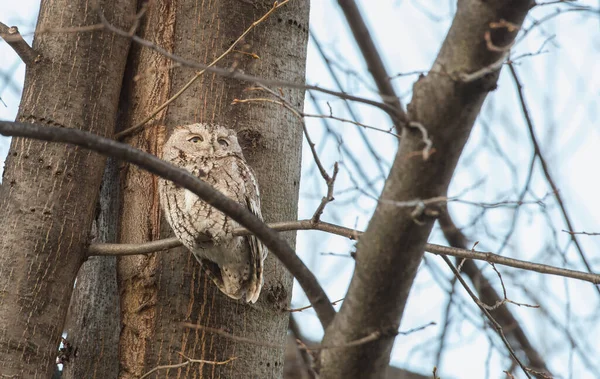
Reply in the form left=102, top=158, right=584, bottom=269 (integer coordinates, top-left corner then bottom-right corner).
left=245, top=270, right=263, bottom=304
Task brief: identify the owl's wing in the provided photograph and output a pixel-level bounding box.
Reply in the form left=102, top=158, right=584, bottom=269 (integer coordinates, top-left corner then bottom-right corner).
left=244, top=170, right=268, bottom=304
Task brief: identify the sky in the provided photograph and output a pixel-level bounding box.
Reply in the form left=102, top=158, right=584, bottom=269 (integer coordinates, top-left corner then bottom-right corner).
left=2, top=1, right=600, bottom=378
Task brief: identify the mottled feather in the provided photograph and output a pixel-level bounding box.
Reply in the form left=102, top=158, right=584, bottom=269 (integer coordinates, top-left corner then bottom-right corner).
left=158, top=123, right=267, bottom=303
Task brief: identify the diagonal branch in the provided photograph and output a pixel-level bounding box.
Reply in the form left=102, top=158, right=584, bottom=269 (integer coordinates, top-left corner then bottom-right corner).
left=0, top=121, right=336, bottom=329
left=508, top=63, right=600, bottom=297
left=0, top=22, right=39, bottom=65
left=309, top=31, right=389, bottom=177
left=441, top=255, right=532, bottom=379
left=95, top=11, right=403, bottom=121
left=337, top=0, right=407, bottom=125
left=319, top=1, right=535, bottom=378
left=439, top=208, right=552, bottom=377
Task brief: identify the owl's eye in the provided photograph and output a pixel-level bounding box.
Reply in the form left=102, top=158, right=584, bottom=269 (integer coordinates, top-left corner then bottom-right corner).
left=188, top=136, right=203, bottom=143
left=217, top=138, right=229, bottom=147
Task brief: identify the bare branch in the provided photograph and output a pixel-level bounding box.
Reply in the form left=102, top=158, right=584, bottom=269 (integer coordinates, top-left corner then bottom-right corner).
left=425, top=243, right=600, bottom=285
left=88, top=220, right=361, bottom=256
left=0, top=121, right=336, bottom=329
left=140, top=355, right=236, bottom=379
left=441, top=255, right=532, bottom=379
left=562, top=230, right=600, bottom=236
left=87, top=218, right=600, bottom=285
left=94, top=11, right=403, bottom=121
left=337, top=0, right=407, bottom=125
left=311, top=163, right=339, bottom=224
left=509, top=63, right=600, bottom=297
left=439, top=209, right=552, bottom=376
left=309, top=31, right=389, bottom=177
left=0, top=22, right=39, bottom=65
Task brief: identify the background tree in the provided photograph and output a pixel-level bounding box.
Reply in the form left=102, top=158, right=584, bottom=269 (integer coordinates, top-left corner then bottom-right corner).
left=1, top=0, right=599, bottom=378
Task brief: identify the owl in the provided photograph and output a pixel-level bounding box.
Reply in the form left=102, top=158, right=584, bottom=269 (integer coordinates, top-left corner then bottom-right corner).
left=158, top=123, right=267, bottom=303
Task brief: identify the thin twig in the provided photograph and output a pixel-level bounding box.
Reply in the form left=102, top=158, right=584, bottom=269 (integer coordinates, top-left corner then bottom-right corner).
left=114, top=0, right=291, bottom=139
left=337, top=0, right=407, bottom=125
left=303, top=113, right=400, bottom=138
left=307, top=92, right=381, bottom=196
left=182, top=322, right=393, bottom=351
left=311, top=162, right=339, bottom=223
left=0, top=120, right=336, bottom=328
left=236, top=95, right=401, bottom=138
left=509, top=63, right=600, bottom=297
left=140, top=355, right=235, bottom=379
left=458, top=52, right=509, bottom=83
left=397, top=321, right=437, bottom=336
left=95, top=12, right=403, bottom=121
left=562, top=230, right=600, bottom=236
left=309, top=31, right=389, bottom=176
left=287, top=297, right=344, bottom=313
left=442, top=255, right=532, bottom=379
left=0, top=22, right=39, bottom=65
left=237, top=85, right=343, bottom=222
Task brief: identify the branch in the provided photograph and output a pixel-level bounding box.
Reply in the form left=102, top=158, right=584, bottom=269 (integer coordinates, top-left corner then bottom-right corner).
left=441, top=255, right=532, bottom=379
left=87, top=219, right=600, bottom=285
left=509, top=63, right=600, bottom=297
left=319, top=1, right=534, bottom=377
left=88, top=220, right=360, bottom=256
left=337, top=0, right=407, bottom=125
left=94, top=12, right=403, bottom=122
left=0, top=22, right=39, bottom=65
left=0, top=121, right=336, bottom=329
left=140, top=355, right=236, bottom=379
left=439, top=209, right=552, bottom=376
left=425, top=244, right=600, bottom=284
left=309, top=31, right=389, bottom=177
left=183, top=322, right=404, bottom=352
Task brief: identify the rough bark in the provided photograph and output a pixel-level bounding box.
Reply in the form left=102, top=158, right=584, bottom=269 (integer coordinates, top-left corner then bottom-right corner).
left=62, top=160, right=121, bottom=379
left=320, top=1, right=534, bottom=377
left=0, top=0, right=133, bottom=376
left=116, top=1, right=309, bottom=378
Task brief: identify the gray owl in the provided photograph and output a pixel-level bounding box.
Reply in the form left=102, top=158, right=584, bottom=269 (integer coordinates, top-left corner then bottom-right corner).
left=158, top=123, right=267, bottom=303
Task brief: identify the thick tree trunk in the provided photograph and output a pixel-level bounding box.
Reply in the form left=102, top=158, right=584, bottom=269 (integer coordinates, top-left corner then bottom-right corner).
left=0, top=0, right=133, bottom=376
left=62, top=160, right=121, bottom=379
left=115, top=1, right=309, bottom=378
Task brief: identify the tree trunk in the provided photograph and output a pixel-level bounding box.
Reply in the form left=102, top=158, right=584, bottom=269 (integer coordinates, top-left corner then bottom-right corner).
left=115, top=1, right=309, bottom=378
left=62, top=160, right=121, bottom=379
left=0, top=0, right=133, bottom=376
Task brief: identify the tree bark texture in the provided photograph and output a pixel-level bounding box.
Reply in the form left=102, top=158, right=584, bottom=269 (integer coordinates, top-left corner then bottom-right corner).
left=116, top=1, right=309, bottom=378
left=0, top=0, right=133, bottom=376
left=320, top=1, right=534, bottom=377
left=62, top=160, right=121, bottom=379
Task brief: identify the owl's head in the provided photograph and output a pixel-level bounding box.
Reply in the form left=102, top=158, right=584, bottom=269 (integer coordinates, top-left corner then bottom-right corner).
left=162, top=123, right=244, bottom=162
